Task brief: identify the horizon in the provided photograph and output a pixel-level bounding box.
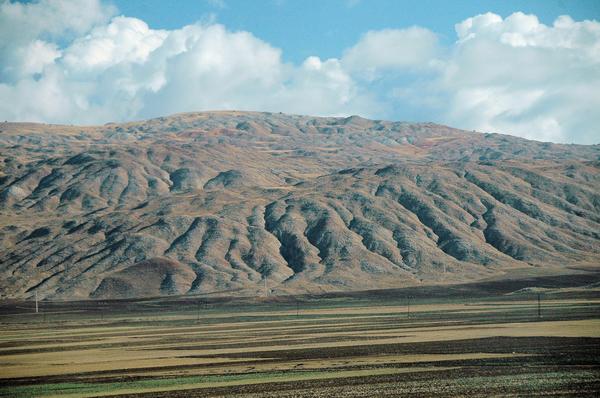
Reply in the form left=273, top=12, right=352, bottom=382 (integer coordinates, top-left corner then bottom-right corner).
left=4, top=109, right=598, bottom=148
left=0, top=0, right=599, bottom=144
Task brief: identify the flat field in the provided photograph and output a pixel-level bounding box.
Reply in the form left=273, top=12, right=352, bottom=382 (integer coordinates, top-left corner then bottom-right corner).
left=1, top=274, right=600, bottom=397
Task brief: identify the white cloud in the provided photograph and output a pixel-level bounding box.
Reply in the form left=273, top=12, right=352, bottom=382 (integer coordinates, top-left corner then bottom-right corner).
left=0, top=2, right=375, bottom=124
left=63, top=17, right=168, bottom=71
left=140, top=27, right=374, bottom=118
left=138, top=23, right=287, bottom=117
left=275, top=56, right=373, bottom=117
left=18, top=40, right=61, bottom=76
left=342, top=13, right=600, bottom=143
left=439, top=12, right=600, bottom=143
left=0, top=2, right=598, bottom=144
left=342, top=27, right=440, bottom=77
left=0, top=0, right=114, bottom=41
left=0, top=0, right=115, bottom=81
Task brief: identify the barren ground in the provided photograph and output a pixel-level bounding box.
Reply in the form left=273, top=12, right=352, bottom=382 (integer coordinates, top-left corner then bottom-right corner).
left=1, top=274, right=599, bottom=397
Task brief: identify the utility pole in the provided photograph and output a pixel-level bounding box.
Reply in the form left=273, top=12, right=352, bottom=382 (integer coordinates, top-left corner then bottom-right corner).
left=264, top=277, right=268, bottom=297
left=35, top=291, right=38, bottom=314
left=407, top=296, right=410, bottom=319
left=296, top=299, right=299, bottom=318
left=537, top=293, right=541, bottom=319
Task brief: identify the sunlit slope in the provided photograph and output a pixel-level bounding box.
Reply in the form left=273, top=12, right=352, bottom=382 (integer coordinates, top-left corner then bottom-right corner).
left=1, top=112, right=599, bottom=299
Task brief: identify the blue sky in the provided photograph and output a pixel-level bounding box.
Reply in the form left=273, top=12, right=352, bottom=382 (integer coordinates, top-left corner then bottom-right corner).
left=114, top=0, right=600, bottom=62
left=1, top=0, right=599, bottom=143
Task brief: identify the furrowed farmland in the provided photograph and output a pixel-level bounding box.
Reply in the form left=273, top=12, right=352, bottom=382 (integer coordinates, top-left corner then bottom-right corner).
left=1, top=274, right=600, bottom=397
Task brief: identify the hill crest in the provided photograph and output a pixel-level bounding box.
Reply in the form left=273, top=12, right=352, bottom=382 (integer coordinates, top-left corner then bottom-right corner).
left=1, top=112, right=599, bottom=299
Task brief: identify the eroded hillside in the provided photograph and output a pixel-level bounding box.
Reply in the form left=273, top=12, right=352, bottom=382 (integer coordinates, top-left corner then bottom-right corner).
left=1, top=111, right=599, bottom=299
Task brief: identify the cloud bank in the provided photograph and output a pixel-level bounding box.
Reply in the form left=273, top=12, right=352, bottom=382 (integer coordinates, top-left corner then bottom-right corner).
left=0, top=0, right=598, bottom=144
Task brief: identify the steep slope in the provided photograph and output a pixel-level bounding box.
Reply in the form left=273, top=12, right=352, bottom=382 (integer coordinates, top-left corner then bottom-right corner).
left=0, top=112, right=598, bottom=299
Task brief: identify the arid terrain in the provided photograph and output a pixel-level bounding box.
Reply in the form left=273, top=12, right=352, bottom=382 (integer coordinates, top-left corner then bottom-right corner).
left=1, top=111, right=599, bottom=299
left=0, top=275, right=599, bottom=397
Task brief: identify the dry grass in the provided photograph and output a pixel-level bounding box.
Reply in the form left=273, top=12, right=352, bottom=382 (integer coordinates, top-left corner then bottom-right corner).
left=1, top=295, right=599, bottom=395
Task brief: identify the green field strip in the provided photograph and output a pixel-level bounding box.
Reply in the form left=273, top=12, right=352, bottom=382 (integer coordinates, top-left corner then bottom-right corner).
left=0, top=367, right=452, bottom=398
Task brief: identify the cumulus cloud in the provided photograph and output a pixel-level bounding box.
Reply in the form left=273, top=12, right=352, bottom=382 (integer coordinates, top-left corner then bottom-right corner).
left=0, top=0, right=376, bottom=124
left=139, top=26, right=375, bottom=118
left=0, top=0, right=114, bottom=81
left=342, top=27, right=440, bottom=76
left=440, top=12, right=600, bottom=143
left=63, top=17, right=168, bottom=71
left=0, top=1, right=598, bottom=144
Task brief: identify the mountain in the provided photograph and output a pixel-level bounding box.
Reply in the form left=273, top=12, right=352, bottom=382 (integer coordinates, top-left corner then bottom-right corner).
left=1, top=111, right=599, bottom=300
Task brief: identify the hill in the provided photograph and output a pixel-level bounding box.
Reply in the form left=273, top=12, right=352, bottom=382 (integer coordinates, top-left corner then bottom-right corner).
left=1, top=111, right=599, bottom=299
